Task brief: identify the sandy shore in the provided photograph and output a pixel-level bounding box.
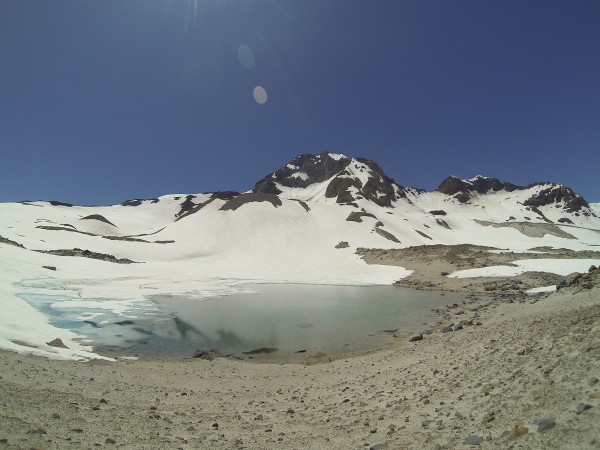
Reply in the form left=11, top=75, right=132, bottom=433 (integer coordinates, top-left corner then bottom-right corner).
left=1, top=256, right=599, bottom=449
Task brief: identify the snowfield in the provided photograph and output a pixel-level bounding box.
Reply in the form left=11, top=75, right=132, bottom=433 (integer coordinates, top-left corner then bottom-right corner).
left=1, top=153, right=599, bottom=359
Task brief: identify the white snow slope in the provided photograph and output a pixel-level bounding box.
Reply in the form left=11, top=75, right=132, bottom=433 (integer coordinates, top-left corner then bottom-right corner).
left=1, top=154, right=599, bottom=359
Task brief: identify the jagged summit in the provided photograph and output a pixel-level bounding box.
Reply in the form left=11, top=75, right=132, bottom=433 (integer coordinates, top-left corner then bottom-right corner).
left=437, top=175, right=521, bottom=203
left=436, top=175, right=589, bottom=213
left=252, top=152, right=407, bottom=207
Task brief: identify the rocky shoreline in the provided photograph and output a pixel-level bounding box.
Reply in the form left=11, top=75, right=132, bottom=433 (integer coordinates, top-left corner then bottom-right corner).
left=0, top=251, right=599, bottom=449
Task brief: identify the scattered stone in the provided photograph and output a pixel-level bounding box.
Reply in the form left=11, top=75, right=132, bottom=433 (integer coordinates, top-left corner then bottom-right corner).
left=577, top=403, right=592, bottom=413
left=441, top=325, right=454, bottom=333
left=46, top=338, right=68, bottom=349
left=42, top=265, right=57, bottom=271
left=370, top=443, right=387, bottom=450
left=192, top=348, right=223, bottom=360
left=27, top=428, right=47, bottom=435
left=588, top=377, right=599, bottom=386
left=114, top=320, right=135, bottom=326
left=556, top=273, right=581, bottom=291
left=463, top=435, right=484, bottom=446
left=409, top=334, right=423, bottom=342
left=535, top=418, right=556, bottom=432
left=335, top=241, right=350, bottom=249
left=105, top=437, right=116, bottom=444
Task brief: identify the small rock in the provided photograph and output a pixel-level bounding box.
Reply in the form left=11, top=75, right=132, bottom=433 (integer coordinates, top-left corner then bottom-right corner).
left=192, top=348, right=223, bottom=360
left=577, top=403, right=592, bottom=413
left=589, top=391, right=600, bottom=399
left=441, top=325, right=454, bottom=333
left=463, top=435, right=484, bottom=446
left=370, top=444, right=387, bottom=450
left=105, top=437, right=116, bottom=444
left=46, top=338, right=68, bottom=349
left=409, top=334, right=423, bottom=342
left=535, top=418, right=555, bottom=432
left=588, top=377, right=599, bottom=386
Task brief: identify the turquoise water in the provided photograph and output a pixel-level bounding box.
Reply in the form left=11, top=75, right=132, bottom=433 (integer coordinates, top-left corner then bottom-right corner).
left=19, top=284, right=463, bottom=362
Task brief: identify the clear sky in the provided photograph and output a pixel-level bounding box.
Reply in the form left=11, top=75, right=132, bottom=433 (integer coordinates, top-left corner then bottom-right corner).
left=1, top=0, right=599, bottom=205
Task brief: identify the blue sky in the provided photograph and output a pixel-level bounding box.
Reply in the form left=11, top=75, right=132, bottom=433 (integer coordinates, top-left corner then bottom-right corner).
left=1, top=0, right=599, bottom=205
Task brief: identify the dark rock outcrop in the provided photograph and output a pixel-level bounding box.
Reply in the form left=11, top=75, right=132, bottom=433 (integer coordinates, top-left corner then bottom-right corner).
left=36, top=248, right=136, bottom=264
left=437, top=176, right=520, bottom=203
left=346, top=212, right=378, bottom=223
left=437, top=175, right=589, bottom=212
left=219, top=193, right=282, bottom=211
left=524, top=185, right=589, bottom=213
left=252, top=153, right=407, bottom=207
left=81, top=214, right=117, bottom=227
left=0, top=235, right=25, bottom=248
left=375, top=228, right=400, bottom=243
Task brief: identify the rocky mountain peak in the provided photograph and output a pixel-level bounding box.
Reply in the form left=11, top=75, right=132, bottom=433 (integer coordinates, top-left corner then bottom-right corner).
left=252, top=152, right=406, bottom=207
left=437, top=175, right=520, bottom=202
left=523, top=183, right=589, bottom=213
left=437, top=175, right=590, bottom=213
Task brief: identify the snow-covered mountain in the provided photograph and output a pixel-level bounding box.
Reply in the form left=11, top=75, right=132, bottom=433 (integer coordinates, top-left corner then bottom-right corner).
left=1, top=152, right=599, bottom=359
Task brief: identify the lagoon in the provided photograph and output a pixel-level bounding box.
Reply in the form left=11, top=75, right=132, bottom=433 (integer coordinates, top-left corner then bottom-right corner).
left=124, top=284, right=462, bottom=362
left=21, top=284, right=464, bottom=362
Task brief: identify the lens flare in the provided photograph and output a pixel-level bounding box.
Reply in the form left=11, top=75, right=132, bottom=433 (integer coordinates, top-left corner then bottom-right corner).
left=253, top=86, right=268, bottom=104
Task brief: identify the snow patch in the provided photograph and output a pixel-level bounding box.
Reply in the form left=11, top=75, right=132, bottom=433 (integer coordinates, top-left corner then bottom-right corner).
left=448, top=259, right=600, bottom=278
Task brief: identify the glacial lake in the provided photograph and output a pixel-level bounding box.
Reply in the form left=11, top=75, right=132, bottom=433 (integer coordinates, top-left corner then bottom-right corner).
left=113, top=284, right=462, bottom=362
left=21, top=284, right=464, bottom=362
